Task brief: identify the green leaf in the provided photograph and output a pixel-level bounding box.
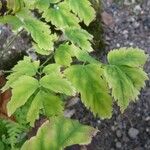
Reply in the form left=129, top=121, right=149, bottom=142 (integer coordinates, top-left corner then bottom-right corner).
left=55, top=43, right=98, bottom=66
left=65, top=28, right=93, bottom=52
left=16, top=10, right=54, bottom=50
left=43, top=2, right=79, bottom=28
left=40, top=74, right=75, bottom=96
left=67, top=0, right=95, bottom=25
left=104, top=65, right=139, bottom=111
left=108, top=47, right=148, bottom=67
left=65, top=64, right=112, bottom=118
left=12, top=56, right=39, bottom=75
left=33, top=43, right=51, bottom=55
left=7, top=0, right=24, bottom=13
left=27, top=90, right=63, bottom=126
left=21, top=117, right=98, bottom=150
left=7, top=76, right=39, bottom=116
left=55, top=43, right=75, bottom=66
left=2, top=56, right=39, bottom=91
left=43, top=64, right=61, bottom=75
left=27, top=91, right=43, bottom=126
left=104, top=48, right=148, bottom=111
left=42, top=91, right=64, bottom=117
left=119, top=66, right=148, bottom=90
left=33, top=0, right=50, bottom=10
left=74, top=46, right=99, bottom=63
left=0, top=141, right=4, bottom=150
left=0, top=15, right=22, bottom=30
left=23, top=19, right=54, bottom=50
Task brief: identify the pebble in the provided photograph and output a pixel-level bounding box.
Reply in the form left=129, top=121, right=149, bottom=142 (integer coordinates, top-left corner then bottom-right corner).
left=116, top=142, right=122, bottom=148
left=128, top=127, right=139, bottom=139
left=116, top=43, right=120, bottom=47
left=111, top=126, right=116, bottom=131
left=133, top=22, right=140, bottom=28
left=116, top=130, right=122, bottom=138
left=146, top=128, right=149, bottom=132
left=134, top=5, right=142, bottom=14
left=97, top=120, right=101, bottom=124
left=145, top=116, right=150, bottom=121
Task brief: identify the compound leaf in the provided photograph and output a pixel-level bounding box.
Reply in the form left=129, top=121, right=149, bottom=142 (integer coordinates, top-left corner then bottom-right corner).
left=104, top=48, right=148, bottom=111
left=21, top=117, right=98, bottom=150
left=7, top=76, right=39, bottom=116
left=67, top=0, right=95, bottom=25
left=65, top=64, right=112, bottom=118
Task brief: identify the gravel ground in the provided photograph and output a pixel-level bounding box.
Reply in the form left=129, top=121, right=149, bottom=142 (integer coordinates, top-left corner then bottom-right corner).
left=67, top=0, right=150, bottom=150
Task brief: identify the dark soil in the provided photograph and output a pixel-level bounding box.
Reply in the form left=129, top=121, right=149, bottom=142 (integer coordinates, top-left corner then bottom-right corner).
left=67, top=0, right=150, bottom=150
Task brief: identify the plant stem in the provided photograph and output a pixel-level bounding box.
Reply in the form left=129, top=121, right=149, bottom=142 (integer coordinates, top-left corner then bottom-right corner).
left=1, top=70, right=13, bottom=74
left=39, top=52, right=54, bottom=69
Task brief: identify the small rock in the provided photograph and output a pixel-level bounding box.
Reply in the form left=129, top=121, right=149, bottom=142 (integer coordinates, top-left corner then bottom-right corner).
left=64, top=109, right=75, bottom=118
left=101, top=11, right=114, bottom=27
left=97, top=120, right=101, bottom=124
left=111, top=125, right=116, bottom=131
left=116, top=43, right=120, bottom=47
left=146, top=128, right=149, bottom=133
left=122, top=30, right=128, bottom=35
left=116, top=142, right=122, bottom=148
left=123, top=135, right=129, bottom=142
left=128, top=127, right=139, bottom=139
left=116, top=130, right=122, bottom=138
left=133, top=22, right=140, bottom=28
left=66, top=97, right=80, bottom=107
left=145, top=116, right=150, bottom=121
left=124, top=0, right=135, bottom=5
left=134, top=5, right=142, bottom=15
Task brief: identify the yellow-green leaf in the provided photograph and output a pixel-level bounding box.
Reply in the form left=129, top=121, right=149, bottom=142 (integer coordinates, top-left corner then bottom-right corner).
left=43, top=2, right=79, bottom=28
left=108, top=47, right=148, bottom=67
left=7, top=76, right=39, bottom=116
left=40, top=74, right=75, bottom=96
left=104, top=48, right=148, bottom=111
left=43, top=64, right=61, bottom=75
left=21, top=117, right=98, bottom=150
left=55, top=43, right=75, bottom=66
left=67, top=0, right=96, bottom=25
left=16, top=10, right=54, bottom=50
left=27, top=91, right=43, bottom=126
left=65, top=64, right=112, bottom=118
left=65, top=28, right=93, bottom=52
left=2, top=56, right=39, bottom=91
left=0, top=15, right=22, bottom=30
left=42, top=91, right=64, bottom=117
